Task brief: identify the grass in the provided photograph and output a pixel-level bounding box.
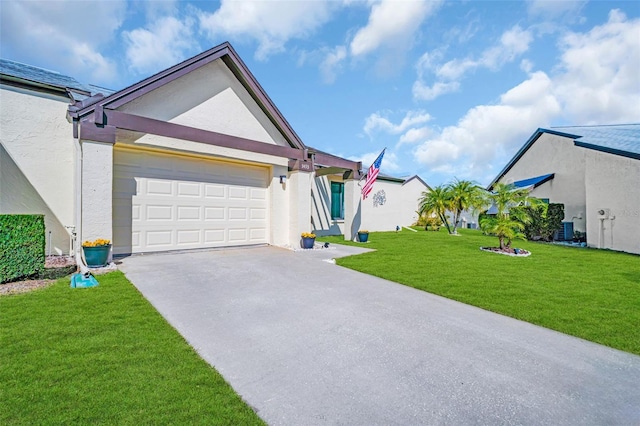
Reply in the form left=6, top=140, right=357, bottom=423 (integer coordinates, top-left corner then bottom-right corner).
left=321, top=228, right=640, bottom=356
left=0, top=271, right=264, bottom=425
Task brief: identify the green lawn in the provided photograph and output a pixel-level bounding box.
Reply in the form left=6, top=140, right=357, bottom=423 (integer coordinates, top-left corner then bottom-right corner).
left=321, top=228, right=640, bottom=355
left=0, top=271, right=264, bottom=425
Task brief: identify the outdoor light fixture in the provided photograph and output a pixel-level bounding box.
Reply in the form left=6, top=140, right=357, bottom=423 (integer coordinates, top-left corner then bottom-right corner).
left=279, top=175, right=287, bottom=184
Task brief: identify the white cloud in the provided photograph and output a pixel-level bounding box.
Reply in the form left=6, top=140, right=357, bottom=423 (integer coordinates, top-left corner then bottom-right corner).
left=414, top=71, right=560, bottom=180
left=412, top=80, right=460, bottom=101
left=123, top=16, right=196, bottom=75
left=479, top=26, right=533, bottom=69
left=350, top=0, right=441, bottom=57
left=398, top=126, right=433, bottom=145
left=350, top=150, right=400, bottom=172
left=198, top=0, right=335, bottom=60
left=414, top=25, right=533, bottom=101
left=527, top=0, right=586, bottom=18
left=0, top=0, right=125, bottom=84
left=319, top=45, right=347, bottom=84
left=554, top=9, right=640, bottom=124
left=414, top=9, right=640, bottom=184
left=364, top=110, right=432, bottom=136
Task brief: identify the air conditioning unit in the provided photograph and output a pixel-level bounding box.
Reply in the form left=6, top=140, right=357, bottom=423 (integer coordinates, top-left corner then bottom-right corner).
left=597, top=208, right=610, bottom=219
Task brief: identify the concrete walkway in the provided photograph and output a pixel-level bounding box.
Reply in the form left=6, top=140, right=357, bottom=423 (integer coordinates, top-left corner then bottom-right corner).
left=118, top=245, right=640, bottom=425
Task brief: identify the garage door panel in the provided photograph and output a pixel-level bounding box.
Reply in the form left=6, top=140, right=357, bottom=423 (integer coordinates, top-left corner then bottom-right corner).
left=146, top=205, right=173, bottom=221
left=204, top=229, right=225, bottom=243
left=228, top=186, right=248, bottom=199
left=146, top=230, right=174, bottom=247
left=146, top=179, right=174, bottom=196
left=205, top=207, right=225, bottom=220
left=251, top=208, right=267, bottom=220
left=205, top=184, right=225, bottom=198
left=177, top=206, right=201, bottom=220
left=113, top=149, right=269, bottom=254
left=177, top=182, right=201, bottom=197
left=177, top=229, right=201, bottom=245
left=228, top=208, right=247, bottom=220
left=228, top=228, right=247, bottom=241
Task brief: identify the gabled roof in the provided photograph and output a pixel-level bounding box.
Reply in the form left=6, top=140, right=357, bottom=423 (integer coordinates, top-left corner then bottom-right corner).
left=70, top=42, right=306, bottom=150
left=402, top=175, right=431, bottom=190
left=489, top=124, right=640, bottom=189
left=554, top=124, right=640, bottom=159
left=513, top=173, right=554, bottom=189
left=0, top=58, right=111, bottom=99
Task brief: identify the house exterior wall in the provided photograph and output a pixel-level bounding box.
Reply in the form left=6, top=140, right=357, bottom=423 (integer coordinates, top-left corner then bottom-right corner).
left=118, top=59, right=288, bottom=147
left=498, top=133, right=587, bottom=232
left=361, top=179, right=425, bottom=231
left=80, top=140, right=113, bottom=248
left=583, top=150, right=640, bottom=254
left=311, top=175, right=427, bottom=237
left=311, top=175, right=345, bottom=237
left=0, top=85, right=74, bottom=254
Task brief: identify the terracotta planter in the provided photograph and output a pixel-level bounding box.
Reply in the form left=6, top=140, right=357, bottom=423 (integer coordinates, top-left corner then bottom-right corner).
left=83, top=244, right=111, bottom=267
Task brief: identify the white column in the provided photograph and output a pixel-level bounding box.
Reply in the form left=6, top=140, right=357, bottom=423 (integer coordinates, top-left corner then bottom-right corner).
left=288, top=170, right=312, bottom=248
left=343, top=179, right=362, bottom=241
left=270, top=165, right=289, bottom=247
left=81, top=140, right=113, bottom=246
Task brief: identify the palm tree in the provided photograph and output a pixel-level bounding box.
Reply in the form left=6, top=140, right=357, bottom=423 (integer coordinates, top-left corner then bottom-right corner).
left=447, top=178, right=487, bottom=234
left=418, top=185, right=453, bottom=234
left=480, top=182, right=539, bottom=249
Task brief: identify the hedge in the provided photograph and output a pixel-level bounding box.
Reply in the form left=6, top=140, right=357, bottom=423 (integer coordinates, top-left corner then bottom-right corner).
left=0, top=215, right=45, bottom=283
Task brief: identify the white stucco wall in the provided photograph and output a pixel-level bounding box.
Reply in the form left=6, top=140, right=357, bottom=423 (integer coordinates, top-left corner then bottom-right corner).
left=311, top=175, right=345, bottom=236
left=312, top=175, right=427, bottom=236
left=118, top=59, right=288, bottom=147
left=361, top=178, right=426, bottom=232
left=288, top=170, right=312, bottom=248
left=0, top=85, right=74, bottom=254
left=81, top=140, right=113, bottom=247
left=498, top=133, right=587, bottom=232
left=270, top=165, right=289, bottom=247
left=583, top=150, right=640, bottom=254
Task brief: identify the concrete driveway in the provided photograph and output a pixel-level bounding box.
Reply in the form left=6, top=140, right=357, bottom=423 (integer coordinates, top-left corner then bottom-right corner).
left=118, top=245, right=640, bottom=425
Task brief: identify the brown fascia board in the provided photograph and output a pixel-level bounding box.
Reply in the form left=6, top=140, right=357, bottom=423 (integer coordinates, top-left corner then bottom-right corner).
left=1, top=75, right=73, bottom=99
left=71, top=41, right=306, bottom=151
left=105, top=110, right=304, bottom=160
left=311, top=149, right=361, bottom=172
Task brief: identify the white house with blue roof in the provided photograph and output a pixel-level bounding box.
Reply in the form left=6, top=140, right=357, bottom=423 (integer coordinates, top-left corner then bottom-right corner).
left=489, top=124, right=640, bottom=255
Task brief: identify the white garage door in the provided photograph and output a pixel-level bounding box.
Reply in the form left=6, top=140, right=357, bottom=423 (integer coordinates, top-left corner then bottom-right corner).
left=113, top=149, right=269, bottom=254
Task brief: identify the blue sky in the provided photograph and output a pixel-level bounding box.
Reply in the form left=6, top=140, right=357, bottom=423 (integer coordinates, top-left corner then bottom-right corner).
left=1, top=0, right=639, bottom=186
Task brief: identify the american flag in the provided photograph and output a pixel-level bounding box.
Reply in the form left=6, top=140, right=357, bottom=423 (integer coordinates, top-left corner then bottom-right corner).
left=361, top=149, right=385, bottom=200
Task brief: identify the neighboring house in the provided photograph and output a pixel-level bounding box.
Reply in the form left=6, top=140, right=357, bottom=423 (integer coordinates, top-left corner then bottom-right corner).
left=488, top=125, right=640, bottom=255
left=0, top=59, right=112, bottom=255
left=311, top=170, right=430, bottom=237
left=2, top=42, right=423, bottom=258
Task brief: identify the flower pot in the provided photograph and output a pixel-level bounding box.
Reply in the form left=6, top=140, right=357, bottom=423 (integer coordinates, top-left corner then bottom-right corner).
left=83, top=244, right=111, bottom=267
left=357, top=232, right=369, bottom=243
left=301, top=237, right=316, bottom=249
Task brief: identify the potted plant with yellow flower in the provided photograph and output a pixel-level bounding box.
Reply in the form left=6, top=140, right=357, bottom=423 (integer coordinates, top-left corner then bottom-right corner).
left=301, top=232, right=316, bottom=249
left=82, top=238, right=111, bottom=267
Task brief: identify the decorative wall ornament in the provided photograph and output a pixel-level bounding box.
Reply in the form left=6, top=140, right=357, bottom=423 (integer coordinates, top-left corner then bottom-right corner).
left=373, top=190, right=386, bottom=207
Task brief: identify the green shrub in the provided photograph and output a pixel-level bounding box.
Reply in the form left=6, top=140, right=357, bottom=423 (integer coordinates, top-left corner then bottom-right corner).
left=0, top=215, right=45, bottom=283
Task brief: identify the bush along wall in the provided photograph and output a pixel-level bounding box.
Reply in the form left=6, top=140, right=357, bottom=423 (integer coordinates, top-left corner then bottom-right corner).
left=0, top=214, right=45, bottom=283
left=517, top=203, right=564, bottom=241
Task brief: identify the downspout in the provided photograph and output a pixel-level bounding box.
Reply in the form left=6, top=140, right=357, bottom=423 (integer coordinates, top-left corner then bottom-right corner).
left=74, top=133, right=92, bottom=278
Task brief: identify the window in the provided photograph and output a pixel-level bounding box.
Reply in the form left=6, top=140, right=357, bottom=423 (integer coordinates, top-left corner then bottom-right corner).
left=330, top=182, right=344, bottom=220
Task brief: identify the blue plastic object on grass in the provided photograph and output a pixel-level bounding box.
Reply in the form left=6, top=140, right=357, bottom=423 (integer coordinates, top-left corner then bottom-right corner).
left=70, top=273, right=99, bottom=288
